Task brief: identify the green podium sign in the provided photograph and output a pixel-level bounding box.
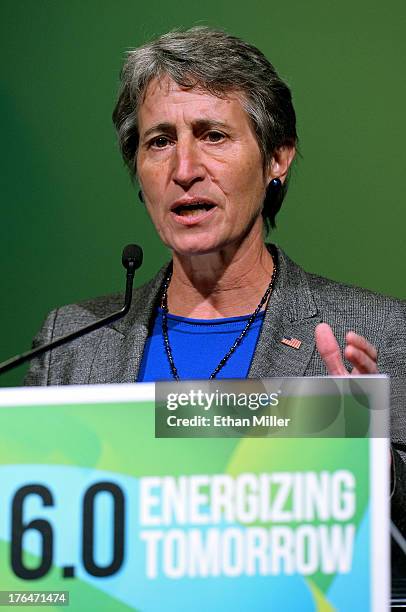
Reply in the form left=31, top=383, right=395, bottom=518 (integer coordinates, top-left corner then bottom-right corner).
left=0, top=379, right=389, bottom=611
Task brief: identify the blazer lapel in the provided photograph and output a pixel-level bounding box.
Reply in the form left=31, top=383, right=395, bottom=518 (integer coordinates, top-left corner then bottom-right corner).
left=87, top=246, right=320, bottom=383
left=88, top=265, right=169, bottom=384
left=249, top=246, right=321, bottom=379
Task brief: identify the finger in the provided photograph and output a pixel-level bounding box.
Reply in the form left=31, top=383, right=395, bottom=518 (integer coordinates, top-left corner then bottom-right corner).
left=315, top=323, right=348, bottom=376
left=345, top=331, right=377, bottom=361
left=344, top=344, right=378, bottom=374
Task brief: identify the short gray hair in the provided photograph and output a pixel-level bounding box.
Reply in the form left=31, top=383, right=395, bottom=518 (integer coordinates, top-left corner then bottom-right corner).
left=112, top=26, right=297, bottom=229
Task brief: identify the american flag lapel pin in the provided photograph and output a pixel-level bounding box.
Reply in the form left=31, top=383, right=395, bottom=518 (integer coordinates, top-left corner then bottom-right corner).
left=281, top=337, right=302, bottom=350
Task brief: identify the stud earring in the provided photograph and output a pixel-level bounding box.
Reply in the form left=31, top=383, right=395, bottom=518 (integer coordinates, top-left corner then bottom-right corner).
left=269, top=177, right=282, bottom=192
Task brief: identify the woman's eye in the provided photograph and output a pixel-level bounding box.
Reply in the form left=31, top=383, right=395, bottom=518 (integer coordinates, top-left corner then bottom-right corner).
left=205, top=131, right=225, bottom=143
left=151, top=136, right=171, bottom=148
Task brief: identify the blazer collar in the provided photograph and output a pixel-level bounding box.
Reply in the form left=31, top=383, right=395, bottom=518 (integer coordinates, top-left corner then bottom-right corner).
left=248, top=245, right=321, bottom=378
left=88, top=245, right=321, bottom=384
left=88, top=264, right=169, bottom=384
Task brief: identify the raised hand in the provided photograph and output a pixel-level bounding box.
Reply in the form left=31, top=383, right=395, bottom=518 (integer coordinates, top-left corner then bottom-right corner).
left=315, top=322, right=378, bottom=376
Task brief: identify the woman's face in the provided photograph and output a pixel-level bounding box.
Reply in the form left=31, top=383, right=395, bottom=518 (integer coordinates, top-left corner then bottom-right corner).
left=136, top=76, right=271, bottom=256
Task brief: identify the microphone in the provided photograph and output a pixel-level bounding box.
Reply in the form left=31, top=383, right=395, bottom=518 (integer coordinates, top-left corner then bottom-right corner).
left=0, top=244, right=143, bottom=376
left=122, top=244, right=143, bottom=314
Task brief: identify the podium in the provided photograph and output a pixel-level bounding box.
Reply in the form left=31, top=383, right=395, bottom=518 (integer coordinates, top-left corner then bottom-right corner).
left=0, top=378, right=390, bottom=611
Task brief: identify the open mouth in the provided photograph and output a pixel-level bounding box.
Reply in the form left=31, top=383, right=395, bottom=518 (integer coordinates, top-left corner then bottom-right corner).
left=173, top=202, right=216, bottom=217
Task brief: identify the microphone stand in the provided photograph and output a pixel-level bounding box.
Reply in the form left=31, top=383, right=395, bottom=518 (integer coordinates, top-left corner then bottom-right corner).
left=0, top=244, right=143, bottom=376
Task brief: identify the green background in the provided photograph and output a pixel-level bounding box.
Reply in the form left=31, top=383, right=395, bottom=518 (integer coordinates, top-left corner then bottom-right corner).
left=1, top=0, right=405, bottom=387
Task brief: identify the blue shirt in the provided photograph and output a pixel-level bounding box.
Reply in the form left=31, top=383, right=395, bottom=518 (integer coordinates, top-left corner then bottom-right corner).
left=138, top=308, right=265, bottom=382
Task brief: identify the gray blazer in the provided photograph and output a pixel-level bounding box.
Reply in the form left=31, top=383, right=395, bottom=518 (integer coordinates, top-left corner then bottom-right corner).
left=25, top=246, right=406, bottom=529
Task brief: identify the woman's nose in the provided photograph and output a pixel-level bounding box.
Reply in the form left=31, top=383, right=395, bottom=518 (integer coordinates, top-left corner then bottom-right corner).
left=172, top=139, right=205, bottom=188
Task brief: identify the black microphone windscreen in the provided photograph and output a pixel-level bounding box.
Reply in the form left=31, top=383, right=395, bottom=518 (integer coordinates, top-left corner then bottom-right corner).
left=122, top=244, right=143, bottom=270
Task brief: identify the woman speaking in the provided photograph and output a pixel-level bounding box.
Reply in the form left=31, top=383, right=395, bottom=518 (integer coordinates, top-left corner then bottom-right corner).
left=26, top=27, right=405, bottom=532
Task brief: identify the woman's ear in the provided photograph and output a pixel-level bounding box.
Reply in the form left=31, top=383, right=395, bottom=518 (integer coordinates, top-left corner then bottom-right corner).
left=267, top=145, right=296, bottom=185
